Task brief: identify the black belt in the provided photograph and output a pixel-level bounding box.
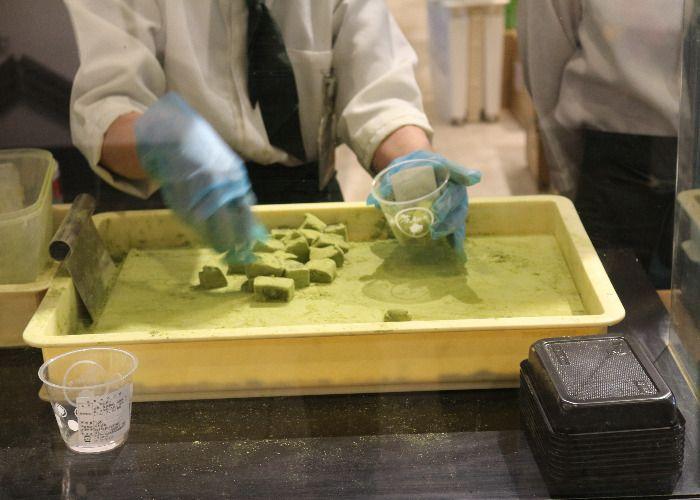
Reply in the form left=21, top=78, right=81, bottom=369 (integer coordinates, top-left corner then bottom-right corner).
left=581, top=130, right=677, bottom=190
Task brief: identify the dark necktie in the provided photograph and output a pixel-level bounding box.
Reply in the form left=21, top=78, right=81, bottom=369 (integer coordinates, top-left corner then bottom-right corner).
left=246, top=0, right=306, bottom=162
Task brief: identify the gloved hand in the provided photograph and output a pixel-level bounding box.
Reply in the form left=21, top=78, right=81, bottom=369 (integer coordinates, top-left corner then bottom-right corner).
left=367, top=150, right=481, bottom=259
left=135, top=92, right=266, bottom=264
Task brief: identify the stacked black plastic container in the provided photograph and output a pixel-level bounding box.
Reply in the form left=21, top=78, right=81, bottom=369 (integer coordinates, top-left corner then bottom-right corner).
left=520, top=335, right=685, bottom=497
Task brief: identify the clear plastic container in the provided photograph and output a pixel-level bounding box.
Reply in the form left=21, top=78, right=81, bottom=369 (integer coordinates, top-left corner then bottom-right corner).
left=0, top=149, right=57, bottom=284
left=39, top=347, right=138, bottom=453
left=371, top=158, right=450, bottom=245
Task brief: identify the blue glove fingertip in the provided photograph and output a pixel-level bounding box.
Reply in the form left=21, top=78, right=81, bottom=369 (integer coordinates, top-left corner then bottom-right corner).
left=366, top=192, right=381, bottom=209
left=447, top=227, right=467, bottom=262
left=445, top=164, right=482, bottom=187
left=463, top=168, right=482, bottom=187
left=451, top=239, right=467, bottom=262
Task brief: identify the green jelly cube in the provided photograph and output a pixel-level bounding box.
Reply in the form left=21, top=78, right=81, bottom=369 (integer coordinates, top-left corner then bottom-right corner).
left=227, top=262, right=246, bottom=275
left=313, top=233, right=349, bottom=253
left=245, top=254, right=284, bottom=278
left=198, top=266, right=227, bottom=289
left=270, top=228, right=292, bottom=240
left=283, top=261, right=310, bottom=289
left=282, top=259, right=304, bottom=270
left=282, top=229, right=304, bottom=242
left=299, top=228, right=321, bottom=245
left=284, top=236, right=310, bottom=262
left=324, top=223, right=348, bottom=241
left=240, top=279, right=253, bottom=293
left=309, top=245, right=343, bottom=268
left=253, top=238, right=285, bottom=253
left=274, top=250, right=299, bottom=261
left=306, top=258, right=337, bottom=283
left=299, top=213, right=327, bottom=232
left=253, top=276, right=295, bottom=302
left=383, top=309, right=411, bottom=322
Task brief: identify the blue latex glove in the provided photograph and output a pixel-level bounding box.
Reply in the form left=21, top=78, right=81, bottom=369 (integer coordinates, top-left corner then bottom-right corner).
left=367, top=151, right=481, bottom=259
left=135, top=92, right=266, bottom=264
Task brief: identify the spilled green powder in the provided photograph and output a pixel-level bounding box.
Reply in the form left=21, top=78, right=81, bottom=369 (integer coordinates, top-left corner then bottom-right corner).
left=88, top=235, right=585, bottom=334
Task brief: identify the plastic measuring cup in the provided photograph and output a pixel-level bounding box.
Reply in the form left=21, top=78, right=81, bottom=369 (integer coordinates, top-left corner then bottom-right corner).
left=38, top=347, right=138, bottom=453
left=371, top=158, right=450, bottom=245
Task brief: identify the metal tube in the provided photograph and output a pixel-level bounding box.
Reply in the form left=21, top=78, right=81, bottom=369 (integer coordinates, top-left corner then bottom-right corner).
left=49, top=193, right=97, bottom=261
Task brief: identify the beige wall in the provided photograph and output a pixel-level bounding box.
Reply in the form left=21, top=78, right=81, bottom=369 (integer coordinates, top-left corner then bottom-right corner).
left=387, top=0, right=436, bottom=120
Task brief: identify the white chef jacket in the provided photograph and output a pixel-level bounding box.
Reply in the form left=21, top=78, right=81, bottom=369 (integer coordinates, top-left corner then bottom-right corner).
left=518, top=0, right=687, bottom=196
left=64, top=0, right=432, bottom=199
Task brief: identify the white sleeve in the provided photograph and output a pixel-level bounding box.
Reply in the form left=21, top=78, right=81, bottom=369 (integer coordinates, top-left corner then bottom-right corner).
left=64, top=0, right=165, bottom=198
left=517, top=0, right=583, bottom=196
left=517, top=0, right=581, bottom=120
left=332, top=0, right=433, bottom=170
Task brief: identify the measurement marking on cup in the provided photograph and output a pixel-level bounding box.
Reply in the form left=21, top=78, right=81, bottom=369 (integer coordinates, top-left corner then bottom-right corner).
left=54, top=403, right=67, bottom=418
left=75, top=384, right=132, bottom=447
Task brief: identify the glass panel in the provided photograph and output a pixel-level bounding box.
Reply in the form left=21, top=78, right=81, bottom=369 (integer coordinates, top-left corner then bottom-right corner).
left=671, top=0, right=700, bottom=395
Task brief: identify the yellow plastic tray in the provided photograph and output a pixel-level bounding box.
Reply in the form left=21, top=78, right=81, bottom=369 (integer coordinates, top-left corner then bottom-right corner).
left=24, top=196, right=624, bottom=400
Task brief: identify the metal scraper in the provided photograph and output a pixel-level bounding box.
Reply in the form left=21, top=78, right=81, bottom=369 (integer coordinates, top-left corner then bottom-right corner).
left=49, top=193, right=117, bottom=323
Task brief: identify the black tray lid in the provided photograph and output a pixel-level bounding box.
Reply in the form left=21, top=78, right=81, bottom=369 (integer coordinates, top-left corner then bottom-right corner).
left=526, top=335, right=679, bottom=432
left=519, top=365, right=685, bottom=460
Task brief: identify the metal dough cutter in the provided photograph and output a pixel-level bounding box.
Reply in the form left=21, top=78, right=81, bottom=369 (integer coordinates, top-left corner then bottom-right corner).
left=49, top=194, right=117, bottom=323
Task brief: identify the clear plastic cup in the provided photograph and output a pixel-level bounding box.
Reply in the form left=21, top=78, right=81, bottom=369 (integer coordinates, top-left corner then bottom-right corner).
left=371, top=159, right=450, bottom=245
left=38, top=347, right=138, bottom=454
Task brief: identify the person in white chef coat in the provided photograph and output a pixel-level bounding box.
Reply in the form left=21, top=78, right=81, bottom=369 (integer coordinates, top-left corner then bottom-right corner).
left=518, top=0, right=688, bottom=288
left=64, top=0, right=434, bottom=205
left=64, top=0, right=480, bottom=262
